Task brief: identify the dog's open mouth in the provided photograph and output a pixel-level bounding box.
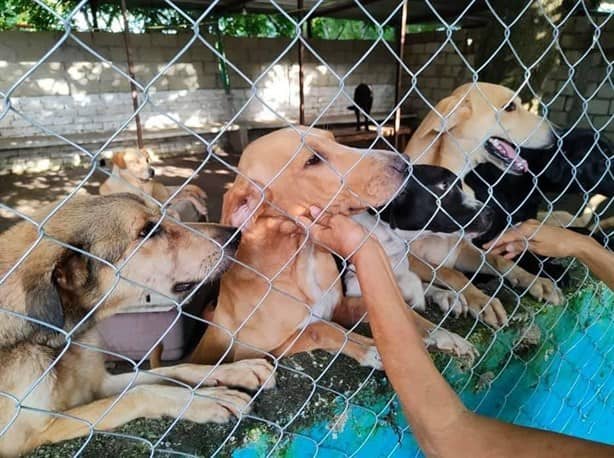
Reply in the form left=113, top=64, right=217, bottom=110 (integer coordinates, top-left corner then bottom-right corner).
left=484, top=137, right=528, bottom=174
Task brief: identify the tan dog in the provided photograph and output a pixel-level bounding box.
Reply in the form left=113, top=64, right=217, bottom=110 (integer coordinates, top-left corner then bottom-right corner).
left=0, top=194, right=274, bottom=457
left=190, top=126, right=477, bottom=369
left=99, top=148, right=209, bottom=222
left=402, top=83, right=563, bottom=326
left=407, top=82, right=554, bottom=177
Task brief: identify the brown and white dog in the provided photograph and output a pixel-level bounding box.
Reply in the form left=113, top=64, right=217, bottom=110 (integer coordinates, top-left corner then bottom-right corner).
left=190, top=126, right=478, bottom=369
left=99, top=148, right=209, bottom=222
left=399, top=83, right=564, bottom=326
left=0, top=194, right=274, bottom=457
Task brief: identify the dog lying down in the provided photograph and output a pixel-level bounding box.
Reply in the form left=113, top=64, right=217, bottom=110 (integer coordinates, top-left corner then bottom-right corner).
left=0, top=194, right=274, bottom=457
left=190, top=126, right=478, bottom=369
left=99, top=148, right=209, bottom=222
left=345, top=164, right=506, bottom=325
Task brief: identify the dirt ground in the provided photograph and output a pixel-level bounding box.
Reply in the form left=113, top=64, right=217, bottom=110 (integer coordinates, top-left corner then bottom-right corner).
left=0, top=149, right=241, bottom=233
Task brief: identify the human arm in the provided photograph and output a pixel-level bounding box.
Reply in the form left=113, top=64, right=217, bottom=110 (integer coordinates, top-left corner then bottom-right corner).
left=303, top=209, right=613, bottom=458
left=483, top=219, right=614, bottom=289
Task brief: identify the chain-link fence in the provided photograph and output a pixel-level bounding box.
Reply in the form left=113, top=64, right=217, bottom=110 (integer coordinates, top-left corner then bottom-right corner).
left=0, top=0, right=612, bottom=456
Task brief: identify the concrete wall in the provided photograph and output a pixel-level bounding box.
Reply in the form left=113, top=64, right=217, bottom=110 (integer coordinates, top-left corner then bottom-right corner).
left=0, top=31, right=397, bottom=140
left=0, top=15, right=611, bottom=150
left=400, top=17, right=613, bottom=138
left=541, top=17, right=613, bottom=133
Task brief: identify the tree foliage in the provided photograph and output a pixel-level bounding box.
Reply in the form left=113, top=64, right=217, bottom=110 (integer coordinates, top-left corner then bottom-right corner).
left=0, top=0, right=77, bottom=31
left=0, top=1, right=395, bottom=41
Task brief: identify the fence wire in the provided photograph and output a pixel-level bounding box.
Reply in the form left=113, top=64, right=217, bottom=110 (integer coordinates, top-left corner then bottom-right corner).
left=0, top=0, right=612, bottom=457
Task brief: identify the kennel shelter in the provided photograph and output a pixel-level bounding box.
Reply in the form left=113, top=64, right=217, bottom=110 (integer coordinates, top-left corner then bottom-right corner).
left=0, top=0, right=613, bottom=456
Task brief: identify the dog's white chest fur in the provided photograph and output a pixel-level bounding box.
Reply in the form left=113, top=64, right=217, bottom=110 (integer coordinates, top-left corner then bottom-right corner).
left=345, top=213, right=425, bottom=310
left=304, top=244, right=340, bottom=325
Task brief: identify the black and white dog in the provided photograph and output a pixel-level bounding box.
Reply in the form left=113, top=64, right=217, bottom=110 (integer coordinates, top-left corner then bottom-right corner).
left=345, top=164, right=492, bottom=317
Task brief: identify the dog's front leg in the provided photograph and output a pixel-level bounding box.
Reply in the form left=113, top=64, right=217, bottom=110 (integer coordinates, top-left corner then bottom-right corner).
left=334, top=295, right=477, bottom=364
left=409, top=254, right=507, bottom=328
left=272, top=320, right=383, bottom=370
left=26, top=384, right=253, bottom=453
left=99, top=359, right=275, bottom=398
left=455, top=242, right=565, bottom=306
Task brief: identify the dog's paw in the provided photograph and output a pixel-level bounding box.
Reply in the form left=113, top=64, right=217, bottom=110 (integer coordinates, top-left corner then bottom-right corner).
left=465, top=293, right=508, bottom=329
left=426, top=286, right=468, bottom=317
left=160, top=359, right=275, bottom=390
left=424, top=328, right=478, bottom=365
left=206, top=359, right=276, bottom=390
left=399, top=272, right=426, bottom=312
left=186, top=386, right=253, bottom=423
left=528, top=278, right=565, bottom=305
left=359, top=346, right=384, bottom=370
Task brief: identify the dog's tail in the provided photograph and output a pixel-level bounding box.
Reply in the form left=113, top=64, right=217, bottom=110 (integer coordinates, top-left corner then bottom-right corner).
left=347, top=105, right=359, bottom=112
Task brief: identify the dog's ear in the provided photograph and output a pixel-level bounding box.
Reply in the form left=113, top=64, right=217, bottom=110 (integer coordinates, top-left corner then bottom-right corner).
left=221, top=178, right=271, bottom=229
left=111, top=151, right=127, bottom=169
left=23, top=272, right=65, bottom=330
left=23, top=248, right=90, bottom=331
left=415, top=95, right=472, bottom=138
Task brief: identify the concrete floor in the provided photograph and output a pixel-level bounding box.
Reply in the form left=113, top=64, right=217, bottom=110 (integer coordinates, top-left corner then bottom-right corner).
left=0, top=149, right=241, bottom=233
left=1, top=146, right=610, bottom=234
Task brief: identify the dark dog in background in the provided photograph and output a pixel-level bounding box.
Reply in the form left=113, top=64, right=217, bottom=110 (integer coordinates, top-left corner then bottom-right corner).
left=347, top=83, right=373, bottom=131
left=467, top=127, right=613, bottom=243
left=466, top=127, right=613, bottom=281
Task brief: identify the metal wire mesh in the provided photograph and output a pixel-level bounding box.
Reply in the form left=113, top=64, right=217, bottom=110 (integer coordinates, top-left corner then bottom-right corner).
left=0, top=0, right=612, bottom=456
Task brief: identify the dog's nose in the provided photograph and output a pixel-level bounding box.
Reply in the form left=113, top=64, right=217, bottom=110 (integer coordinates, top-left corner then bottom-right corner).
left=482, top=206, right=495, bottom=220
left=476, top=206, right=494, bottom=232
left=214, top=226, right=241, bottom=251
left=149, top=168, right=156, bottom=178
left=391, top=155, right=409, bottom=175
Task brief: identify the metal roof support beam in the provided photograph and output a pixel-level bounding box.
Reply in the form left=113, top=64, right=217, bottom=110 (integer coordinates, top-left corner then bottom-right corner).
left=297, top=0, right=305, bottom=125
left=316, top=0, right=385, bottom=17
left=120, top=0, right=144, bottom=149
left=393, top=0, right=408, bottom=150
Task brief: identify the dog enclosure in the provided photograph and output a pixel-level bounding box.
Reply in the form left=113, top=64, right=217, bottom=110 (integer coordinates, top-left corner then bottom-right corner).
left=1, top=0, right=613, bottom=456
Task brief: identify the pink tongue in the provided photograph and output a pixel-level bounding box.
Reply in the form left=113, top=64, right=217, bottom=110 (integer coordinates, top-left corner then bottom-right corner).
left=500, top=141, right=528, bottom=172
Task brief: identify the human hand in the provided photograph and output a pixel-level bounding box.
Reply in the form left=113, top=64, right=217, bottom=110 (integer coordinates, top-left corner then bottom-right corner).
left=299, top=207, right=373, bottom=259
left=483, top=219, right=586, bottom=259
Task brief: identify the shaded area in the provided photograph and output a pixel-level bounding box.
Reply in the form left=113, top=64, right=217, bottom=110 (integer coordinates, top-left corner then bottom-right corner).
left=0, top=149, right=241, bottom=233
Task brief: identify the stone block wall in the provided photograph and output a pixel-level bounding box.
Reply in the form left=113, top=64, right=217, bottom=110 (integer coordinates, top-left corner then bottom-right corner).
left=0, top=14, right=611, bottom=153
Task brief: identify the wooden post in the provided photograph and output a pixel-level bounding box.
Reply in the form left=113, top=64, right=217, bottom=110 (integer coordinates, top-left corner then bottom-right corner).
left=394, top=0, right=408, bottom=150
left=120, top=0, right=144, bottom=149
left=297, top=0, right=305, bottom=125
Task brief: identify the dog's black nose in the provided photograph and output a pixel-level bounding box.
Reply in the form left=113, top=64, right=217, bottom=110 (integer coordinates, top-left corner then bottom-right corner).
left=149, top=168, right=156, bottom=178
left=214, top=226, right=241, bottom=252
left=227, top=229, right=241, bottom=250
left=476, top=206, right=494, bottom=232
left=481, top=205, right=495, bottom=220
left=391, top=155, right=409, bottom=175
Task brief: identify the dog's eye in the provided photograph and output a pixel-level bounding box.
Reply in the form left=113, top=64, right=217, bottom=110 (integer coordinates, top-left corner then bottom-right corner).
left=305, top=154, right=322, bottom=167
left=504, top=102, right=517, bottom=112
left=139, top=221, right=162, bottom=238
